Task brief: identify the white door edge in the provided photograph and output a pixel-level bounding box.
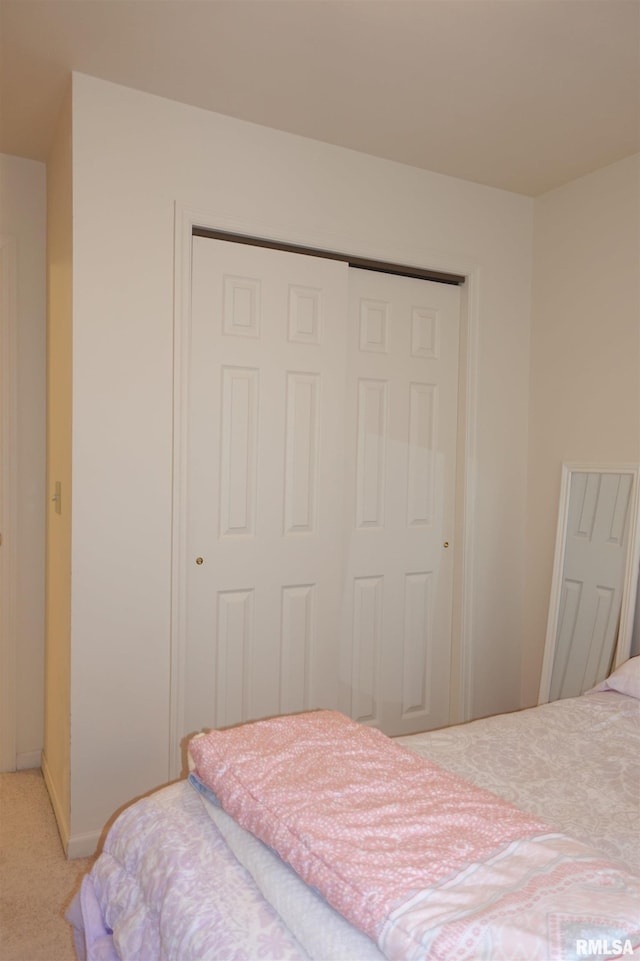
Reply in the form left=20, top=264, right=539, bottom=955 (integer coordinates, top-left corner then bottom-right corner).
left=168, top=203, right=480, bottom=777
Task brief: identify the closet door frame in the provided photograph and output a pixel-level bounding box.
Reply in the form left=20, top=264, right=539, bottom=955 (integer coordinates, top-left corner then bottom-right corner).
left=168, top=203, right=480, bottom=777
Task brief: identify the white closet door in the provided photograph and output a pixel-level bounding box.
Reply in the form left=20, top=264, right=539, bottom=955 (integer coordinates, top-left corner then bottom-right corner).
left=342, top=269, right=460, bottom=735
left=185, top=238, right=460, bottom=739
left=185, top=237, right=350, bottom=735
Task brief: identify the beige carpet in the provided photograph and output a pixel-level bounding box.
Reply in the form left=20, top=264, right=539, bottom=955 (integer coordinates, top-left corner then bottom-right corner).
left=0, top=768, right=94, bottom=961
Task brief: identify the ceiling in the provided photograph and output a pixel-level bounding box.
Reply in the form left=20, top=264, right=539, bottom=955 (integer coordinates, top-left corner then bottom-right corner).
left=1, top=0, right=639, bottom=196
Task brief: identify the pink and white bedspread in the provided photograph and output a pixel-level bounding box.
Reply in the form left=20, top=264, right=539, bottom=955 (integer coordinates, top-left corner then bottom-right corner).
left=72, top=779, right=309, bottom=961
left=188, top=710, right=640, bottom=961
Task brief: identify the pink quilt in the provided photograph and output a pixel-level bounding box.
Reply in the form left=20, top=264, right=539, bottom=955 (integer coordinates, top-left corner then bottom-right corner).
left=188, top=710, right=640, bottom=961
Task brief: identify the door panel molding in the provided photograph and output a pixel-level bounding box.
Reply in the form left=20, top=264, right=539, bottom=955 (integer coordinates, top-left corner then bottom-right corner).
left=169, top=203, right=480, bottom=777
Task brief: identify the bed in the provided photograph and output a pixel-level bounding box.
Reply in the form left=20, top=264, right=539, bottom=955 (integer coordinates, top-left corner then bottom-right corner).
left=68, top=657, right=640, bottom=961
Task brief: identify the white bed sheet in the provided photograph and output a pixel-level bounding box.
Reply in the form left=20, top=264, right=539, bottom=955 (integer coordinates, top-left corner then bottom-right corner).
left=397, top=689, right=639, bottom=871
left=200, top=795, right=385, bottom=961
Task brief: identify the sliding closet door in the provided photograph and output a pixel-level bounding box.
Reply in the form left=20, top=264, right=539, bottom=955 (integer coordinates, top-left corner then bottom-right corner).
left=342, top=269, right=460, bottom=736
left=185, top=237, right=349, bottom=735
left=185, top=236, right=460, bottom=739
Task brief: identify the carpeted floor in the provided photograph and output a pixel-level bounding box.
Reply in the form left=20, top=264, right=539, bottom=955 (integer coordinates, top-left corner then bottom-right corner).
left=0, top=768, right=94, bottom=961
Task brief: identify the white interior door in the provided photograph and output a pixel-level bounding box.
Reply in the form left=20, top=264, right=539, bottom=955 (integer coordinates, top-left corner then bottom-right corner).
left=341, top=269, right=460, bottom=735
left=185, top=238, right=460, bottom=738
left=185, top=237, right=349, bottom=735
left=551, top=470, right=634, bottom=700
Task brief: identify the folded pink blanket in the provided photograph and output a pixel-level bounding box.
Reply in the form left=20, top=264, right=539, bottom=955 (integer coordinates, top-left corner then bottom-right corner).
left=189, top=714, right=532, bottom=919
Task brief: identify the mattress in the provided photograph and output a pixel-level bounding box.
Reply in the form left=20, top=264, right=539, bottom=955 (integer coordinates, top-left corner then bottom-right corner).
left=69, top=665, right=640, bottom=961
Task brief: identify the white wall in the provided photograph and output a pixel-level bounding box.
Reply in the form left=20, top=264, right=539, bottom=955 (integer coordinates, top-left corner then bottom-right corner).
left=0, top=154, right=46, bottom=770
left=63, top=72, right=534, bottom=850
left=523, top=154, right=640, bottom=706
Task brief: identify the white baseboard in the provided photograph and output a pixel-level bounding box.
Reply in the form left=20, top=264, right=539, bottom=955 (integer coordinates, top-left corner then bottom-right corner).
left=17, top=749, right=41, bottom=770
left=67, top=831, right=101, bottom=860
